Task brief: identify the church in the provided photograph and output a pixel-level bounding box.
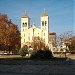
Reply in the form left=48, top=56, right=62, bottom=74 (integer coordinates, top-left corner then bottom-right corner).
left=21, top=9, right=55, bottom=49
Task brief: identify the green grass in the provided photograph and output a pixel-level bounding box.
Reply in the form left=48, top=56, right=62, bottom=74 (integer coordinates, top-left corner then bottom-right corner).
left=0, top=54, right=67, bottom=61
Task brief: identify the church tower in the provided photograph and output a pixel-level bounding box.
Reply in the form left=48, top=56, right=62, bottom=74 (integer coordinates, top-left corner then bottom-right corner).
left=41, top=9, right=49, bottom=45
left=21, top=10, right=30, bottom=47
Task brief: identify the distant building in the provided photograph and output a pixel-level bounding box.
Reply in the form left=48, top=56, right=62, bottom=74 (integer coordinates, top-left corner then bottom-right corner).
left=21, top=9, right=49, bottom=48
left=49, top=32, right=56, bottom=47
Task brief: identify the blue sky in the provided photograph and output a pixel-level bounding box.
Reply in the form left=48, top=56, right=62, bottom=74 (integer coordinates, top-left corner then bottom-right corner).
left=0, top=0, right=74, bottom=35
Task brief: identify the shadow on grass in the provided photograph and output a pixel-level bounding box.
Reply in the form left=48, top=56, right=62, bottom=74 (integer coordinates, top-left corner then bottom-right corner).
left=0, top=57, right=71, bottom=65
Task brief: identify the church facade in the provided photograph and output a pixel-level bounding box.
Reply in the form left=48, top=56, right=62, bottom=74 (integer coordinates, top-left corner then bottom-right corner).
left=21, top=9, right=49, bottom=48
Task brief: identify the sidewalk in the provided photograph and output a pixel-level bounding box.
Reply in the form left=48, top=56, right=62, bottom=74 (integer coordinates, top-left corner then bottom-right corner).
left=53, top=54, right=75, bottom=60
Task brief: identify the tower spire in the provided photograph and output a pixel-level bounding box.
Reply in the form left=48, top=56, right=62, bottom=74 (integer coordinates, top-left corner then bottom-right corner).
left=42, top=8, right=48, bottom=16
left=22, top=10, right=28, bottom=18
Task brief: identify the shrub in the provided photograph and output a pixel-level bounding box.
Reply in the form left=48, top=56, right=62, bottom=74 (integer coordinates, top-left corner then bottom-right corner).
left=44, top=50, right=53, bottom=59
left=30, top=49, right=53, bottom=59
left=19, top=45, right=28, bottom=57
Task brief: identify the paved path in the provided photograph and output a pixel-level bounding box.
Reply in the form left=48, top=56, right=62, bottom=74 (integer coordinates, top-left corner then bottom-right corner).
left=0, top=60, right=75, bottom=75
left=0, top=64, right=75, bottom=75
left=53, top=54, right=75, bottom=60
left=0, top=54, right=75, bottom=75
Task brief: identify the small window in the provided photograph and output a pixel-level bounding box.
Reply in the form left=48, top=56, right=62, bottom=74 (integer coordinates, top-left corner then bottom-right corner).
left=45, top=21, right=47, bottom=26
left=23, top=29, right=24, bottom=31
left=28, top=36, right=30, bottom=41
left=24, top=34, right=25, bottom=37
left=42, top=21, right=44, bottom=26
left=24, top=39, right=25, bottom=42
left=23, top=23, right=24, bottom=25
left=25, top=22, right=27, bottom=27
left=22, top=22, right=24, bottom=27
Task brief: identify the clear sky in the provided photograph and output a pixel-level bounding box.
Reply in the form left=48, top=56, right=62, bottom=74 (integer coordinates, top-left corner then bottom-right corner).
left=0, top=0, right=74, bottom=35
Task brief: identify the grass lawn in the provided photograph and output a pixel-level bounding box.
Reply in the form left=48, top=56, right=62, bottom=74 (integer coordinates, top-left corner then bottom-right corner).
left=0, top=54, right=67, bottom=61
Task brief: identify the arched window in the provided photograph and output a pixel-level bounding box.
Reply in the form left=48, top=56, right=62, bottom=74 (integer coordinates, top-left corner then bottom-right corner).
left=28, top=36, right=30, bottom=41
left=24, top=39, right=25, bottom=42
left=25, top=22, right=27, bottom=27
left=23, top=29, right=24, bottom=31
left=45, top=21, right=47, bottom=26
left=22, top=22, right=24, bottom=27
left=24, top=34, right=25, bottom=37
left=42, top=21, right=44, bottom=26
